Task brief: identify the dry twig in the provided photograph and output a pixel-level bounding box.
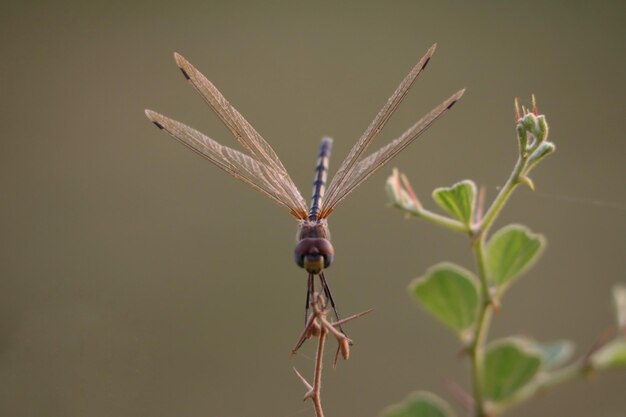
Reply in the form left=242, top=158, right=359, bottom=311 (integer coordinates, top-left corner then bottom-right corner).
left=292, top=293, right=372, bottom=417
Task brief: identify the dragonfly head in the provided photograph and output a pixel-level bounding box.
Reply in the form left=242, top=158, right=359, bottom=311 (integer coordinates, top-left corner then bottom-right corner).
left=294, top=238, right=334, bottom=274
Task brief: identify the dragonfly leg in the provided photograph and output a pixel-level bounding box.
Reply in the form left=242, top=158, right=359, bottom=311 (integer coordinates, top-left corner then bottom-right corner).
left=305, top=273, right=314, bottom=325
left=319, top=272, right=346, bottom=335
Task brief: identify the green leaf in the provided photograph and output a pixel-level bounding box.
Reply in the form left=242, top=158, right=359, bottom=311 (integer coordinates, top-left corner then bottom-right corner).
left=591, top=338, right=626, bottom=369
left=432, top=180, right=476, bottom=226
left=486, top=224, right=545, bottom=290
left=484, top=338, right=542, bottom=402
left=381, top=391, right=457, bottom=417
left=532, top=339, right=575, bottom=370
left=410, top=263, right=479, bottom=337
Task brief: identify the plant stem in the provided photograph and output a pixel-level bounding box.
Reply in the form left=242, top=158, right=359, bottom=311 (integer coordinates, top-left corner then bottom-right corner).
left=312, top=329, right=327, bottom=417
left=479, top=157, right=525, bottom=235
left=468, top=154, right=528, bottom=417
left=469, top=235, right=493, bottom=417
left=473, top=236, right=491, bottom=303
left=393, top=203, right=469, bottom=234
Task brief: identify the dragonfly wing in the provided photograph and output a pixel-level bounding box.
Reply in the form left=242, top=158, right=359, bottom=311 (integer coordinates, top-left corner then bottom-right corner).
left=145, top=109, right=309, bottom=219
left=320, top=89, right=465, bottom=216
left=173, top=53, right=306, bottom=213
left=322, top=44, right=437, bottom=213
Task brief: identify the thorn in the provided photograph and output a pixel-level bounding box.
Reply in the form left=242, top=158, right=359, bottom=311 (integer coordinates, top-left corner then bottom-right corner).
left=514, top=97, right=521, bottom=122
left=322, top=316, right=348, bottom=341
left=293, top=367, right=313, bottom=393
left=292, top=313, right=318, bottom=354
left=532, top=94, right=538, bottom=115
left=519, top=176, right=535, bottom=191
left=333, top=345, right=341, bottom=369
left=332, top=308, right=374, bottom=327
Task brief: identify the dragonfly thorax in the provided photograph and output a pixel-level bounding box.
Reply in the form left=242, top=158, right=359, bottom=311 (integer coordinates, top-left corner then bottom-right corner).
left=295, top=220, right=334, bottom=274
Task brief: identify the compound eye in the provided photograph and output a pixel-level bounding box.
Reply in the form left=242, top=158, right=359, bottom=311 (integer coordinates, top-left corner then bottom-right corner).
left=323, top=253, right=334, bottom=268
left=294, top=252, right=305, bottom=268
left=294, top=239, right=313, bottom=268
left=294, top=238, right=334, bottom=271
left=317, top=239, right=334, bottom=268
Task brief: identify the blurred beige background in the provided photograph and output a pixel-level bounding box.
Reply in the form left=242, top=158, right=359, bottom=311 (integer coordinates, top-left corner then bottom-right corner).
left=1, top=1, right=624, bottom=416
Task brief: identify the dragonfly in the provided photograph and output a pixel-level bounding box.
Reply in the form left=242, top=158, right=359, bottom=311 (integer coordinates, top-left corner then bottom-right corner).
left=145, top=43, right=464, bottom=326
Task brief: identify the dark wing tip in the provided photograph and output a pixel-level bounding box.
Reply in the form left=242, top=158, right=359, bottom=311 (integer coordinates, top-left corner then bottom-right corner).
left=145, top=109, right=165, bottom=129
left=144, top=108, right=156, bottom=120
left=419, top=43, right=437, bottom=71
left=173, top=52, right=192, bottom=80
left=446, top=88, right=466, bottom=109
left=173, top=52, right=186, bottom=65
left=426, top=43, right=437, bottom=57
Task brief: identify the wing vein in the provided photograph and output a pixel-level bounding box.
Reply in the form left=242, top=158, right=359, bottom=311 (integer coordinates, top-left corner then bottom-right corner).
left=145, top=110, right=308, bottom=218
left=173, top=53, right=307, bottom=216
left=323, top=44, right=438, bottom=212
left=320, top=89, right=465, bottom=214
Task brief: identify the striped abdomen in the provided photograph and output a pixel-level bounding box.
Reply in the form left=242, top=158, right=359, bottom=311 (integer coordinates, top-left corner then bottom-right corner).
left=308, top=137, right=333, bottom=220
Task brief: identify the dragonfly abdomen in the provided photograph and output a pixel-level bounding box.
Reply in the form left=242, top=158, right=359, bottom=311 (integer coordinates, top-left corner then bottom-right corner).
left=308, top=137, right=333, bottom=220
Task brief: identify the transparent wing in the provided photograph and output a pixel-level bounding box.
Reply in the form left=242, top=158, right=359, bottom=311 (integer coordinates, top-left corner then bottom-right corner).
left=145, top=110, right=309, bottom=219
left=319, top=89, right=465, bottom=217
left=173, top=53, right=306, bottom=213
left=322, top=43, right=437, bottom=211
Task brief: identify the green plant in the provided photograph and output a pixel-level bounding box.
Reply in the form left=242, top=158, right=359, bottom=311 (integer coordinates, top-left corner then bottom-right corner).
left=381, top=97, right=626, bottom=417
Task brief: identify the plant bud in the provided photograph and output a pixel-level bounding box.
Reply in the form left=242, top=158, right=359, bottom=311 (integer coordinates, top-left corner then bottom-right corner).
left=306, top=320, right=322, bottom=338
left=340, top=338, right=351, bottom=360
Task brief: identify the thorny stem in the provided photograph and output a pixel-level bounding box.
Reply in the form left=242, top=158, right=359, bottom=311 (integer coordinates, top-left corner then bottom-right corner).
left=292, top=293, right=371, bottom=417
left=312, top=328, right=327, bottom=417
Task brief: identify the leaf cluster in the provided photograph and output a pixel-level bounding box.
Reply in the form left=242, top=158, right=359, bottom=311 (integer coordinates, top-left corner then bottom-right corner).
left=381, top=99, right=625, bottom=417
